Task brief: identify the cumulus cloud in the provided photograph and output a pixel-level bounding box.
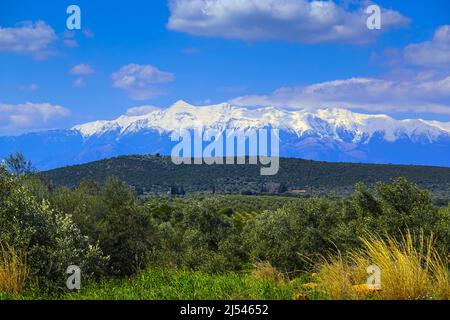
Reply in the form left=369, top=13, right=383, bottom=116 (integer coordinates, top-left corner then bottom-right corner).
left=126, top=105, right=162, bottom=116
left=0, top=21, right=57, bottom=59
left=231, top=23, right=450, bottom=115
left=231, top=76, right=450, bottom=115
left=112, top=64, right=175, bottom=100
left=70, top=64, right=95, bottom=76
left=404, top=25, right=450, bottom=68
left=0, top=102, right=71, bottom=135
left=63, top=28, right=95, bottom=48
left=63, top=31, right=78, bottom=48
left=167, top=0, right=409, bottom=44
left=70, top=64, right=95, bottom=88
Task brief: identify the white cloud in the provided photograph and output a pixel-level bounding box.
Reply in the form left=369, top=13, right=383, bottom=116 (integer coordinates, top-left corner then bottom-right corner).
left=231, top=23, right=450, bottom=115
left=404, top=25, right=450, bottom=68
left=0, top=102, right=71, bottom=135
left=231, top=76, right=450, bottom=115
left=70, top=64, right=95, bottom=76
left=167, top=0, right=409, bottom=44
left=70, top=64, right=94, bottom=88
left=126, top=105, right=162, bottom=116
left=112, top=64, right=175, bottom=100
left=19, top=84, right=39, bottom=92
left=63, top=31, right=78, bottom=48
left=0, top=21, right=57, bottom=59
left=63, top=28, right=94, bottom=48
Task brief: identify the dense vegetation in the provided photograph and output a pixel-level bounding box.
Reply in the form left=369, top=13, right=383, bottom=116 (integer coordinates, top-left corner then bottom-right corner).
left=0, top=153, right=449, bottom=300
left=43, top=155, right=450, bottom=199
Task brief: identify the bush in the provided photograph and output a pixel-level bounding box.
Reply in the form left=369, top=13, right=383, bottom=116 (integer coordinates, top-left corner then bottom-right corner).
left=436, top=205, right=450, bottom=250
left=243, top=198, right=341, bottom=273
left=51, top=177, right=156, bottom=276
left=351, top=178, right=439, bottom=236
left=144, top=198, right=248, bottom=273
left=0, top=167, right=107, bottom=292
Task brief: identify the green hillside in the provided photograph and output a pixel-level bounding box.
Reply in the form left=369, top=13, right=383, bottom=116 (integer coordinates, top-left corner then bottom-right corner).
left=42, top=155, right=450, bottom=199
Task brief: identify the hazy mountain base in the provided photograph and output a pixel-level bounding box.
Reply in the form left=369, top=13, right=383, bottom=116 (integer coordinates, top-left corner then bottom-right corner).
left=2, top=129, right=450, bottom=170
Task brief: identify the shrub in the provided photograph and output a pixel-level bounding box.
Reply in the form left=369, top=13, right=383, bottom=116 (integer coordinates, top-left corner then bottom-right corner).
left=243, top=198, right=341, bottom=273
left=0, top=167, right=107, bottom=292
left=351, top=178, right=439, bottom=239
left=51, top=177, right=156, bottom=276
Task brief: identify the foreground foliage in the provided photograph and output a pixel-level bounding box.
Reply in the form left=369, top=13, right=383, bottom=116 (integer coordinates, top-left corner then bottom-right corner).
left=0, top=166, right=107, bottom=292
left=0, top=155, right=449, bottom=299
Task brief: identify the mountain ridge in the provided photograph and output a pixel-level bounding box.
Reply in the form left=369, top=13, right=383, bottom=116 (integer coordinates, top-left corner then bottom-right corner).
left=73, top=100, right=450, bottom=143
left=42, top=154, right=450, bottom=199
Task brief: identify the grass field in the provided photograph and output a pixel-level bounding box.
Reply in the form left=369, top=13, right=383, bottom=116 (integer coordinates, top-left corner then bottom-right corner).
left=65, top=268, right=303, bottom=300
left=0, top=267, right=311, bottom=300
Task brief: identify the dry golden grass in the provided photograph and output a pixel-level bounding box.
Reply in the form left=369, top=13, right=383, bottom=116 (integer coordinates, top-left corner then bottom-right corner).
left=318, top=254, right=363, bottom=299
left=318, top=231, right=450, bottom=300
left=251, top=261, right=286, bottom=284
left=0, top=244, right=29, bottom=294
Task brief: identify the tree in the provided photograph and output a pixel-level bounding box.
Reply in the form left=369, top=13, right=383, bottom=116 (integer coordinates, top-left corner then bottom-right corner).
left=375, top=177, right=438, bottom=236
left=4, top=152, right=35, bottom=177
left=58, top=177, right=157, bottom=276
left=243, top=198, right=341, bottom=273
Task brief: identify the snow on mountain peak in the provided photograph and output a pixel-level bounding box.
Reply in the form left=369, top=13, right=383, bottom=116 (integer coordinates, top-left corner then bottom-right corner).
left=168, top=99, right=195, bottom=110
left=72, top=102, right=450, bottom=143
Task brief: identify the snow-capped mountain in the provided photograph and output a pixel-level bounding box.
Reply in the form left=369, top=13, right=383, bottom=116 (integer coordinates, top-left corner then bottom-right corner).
left=74, top=100, right=450, bottom=143
left=1, top=100, right=450, bottom=170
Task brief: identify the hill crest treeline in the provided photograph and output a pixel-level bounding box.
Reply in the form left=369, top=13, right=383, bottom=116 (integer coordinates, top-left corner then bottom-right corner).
left=43, top=155, right=450, bottom=198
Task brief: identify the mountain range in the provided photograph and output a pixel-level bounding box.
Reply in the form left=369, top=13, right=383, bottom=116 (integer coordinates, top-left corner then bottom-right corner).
left=1, top=100, right=450, bottom=170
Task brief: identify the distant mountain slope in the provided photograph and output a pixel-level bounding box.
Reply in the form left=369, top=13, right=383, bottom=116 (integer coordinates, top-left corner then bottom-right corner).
left=2, top=100, right=450, bottom=169
left=42, top=155, right=450, bottom=198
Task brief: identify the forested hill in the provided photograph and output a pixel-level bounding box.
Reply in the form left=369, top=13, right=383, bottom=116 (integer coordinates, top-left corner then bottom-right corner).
left=42, top=155, right=450, bottom=198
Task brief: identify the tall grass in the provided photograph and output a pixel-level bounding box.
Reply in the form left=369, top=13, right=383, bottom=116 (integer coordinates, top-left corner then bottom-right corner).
left=318, top=231, right=450, bottom=300
left=251, top=261, right=286, bottom=284
left=65, top=267, right=298, bottom=300
left=0, top=244, right=29, bottom=294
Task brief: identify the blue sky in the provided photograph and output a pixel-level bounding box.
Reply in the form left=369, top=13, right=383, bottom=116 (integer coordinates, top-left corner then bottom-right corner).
left=0, top=0, right=449, bottom=135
